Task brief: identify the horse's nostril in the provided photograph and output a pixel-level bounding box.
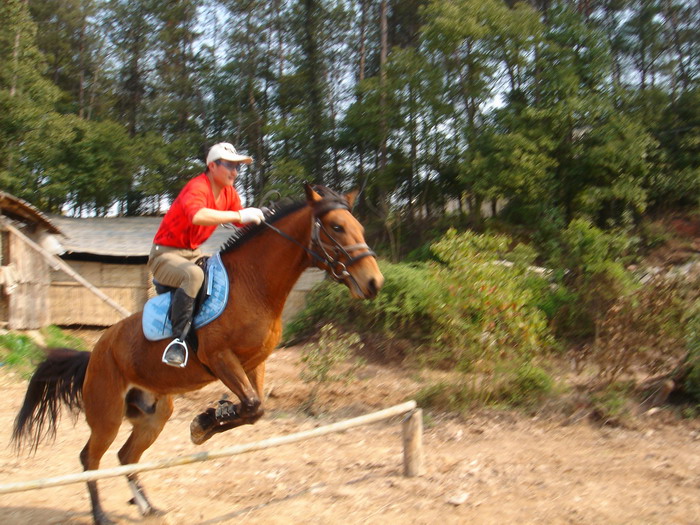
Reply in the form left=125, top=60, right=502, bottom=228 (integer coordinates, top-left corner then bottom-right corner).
left=368, top=278, right=378, bottom=296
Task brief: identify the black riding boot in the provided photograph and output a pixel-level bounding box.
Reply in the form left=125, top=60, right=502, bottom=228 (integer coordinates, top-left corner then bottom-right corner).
left=162, top=288, right=196, bottom=368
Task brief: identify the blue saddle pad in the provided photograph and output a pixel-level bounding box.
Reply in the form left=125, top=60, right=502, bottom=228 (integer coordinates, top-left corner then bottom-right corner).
left=142, top=253, right=229, bottom=341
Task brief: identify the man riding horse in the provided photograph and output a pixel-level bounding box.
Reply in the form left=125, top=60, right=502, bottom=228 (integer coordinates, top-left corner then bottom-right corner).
left=148, top=143, right=265, bottom=368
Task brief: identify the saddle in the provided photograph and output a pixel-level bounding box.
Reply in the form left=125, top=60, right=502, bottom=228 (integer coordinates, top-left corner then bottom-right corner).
left=142, top=253, right=230, bottom=341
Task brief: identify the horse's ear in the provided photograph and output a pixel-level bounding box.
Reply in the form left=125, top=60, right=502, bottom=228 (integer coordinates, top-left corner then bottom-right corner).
left=304, top=183, right=322, bottom=203
left=345, top=189, right=359, bottom=209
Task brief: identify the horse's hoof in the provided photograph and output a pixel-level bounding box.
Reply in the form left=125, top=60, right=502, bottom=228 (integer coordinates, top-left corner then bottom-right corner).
left=190, top=410, right=216, bottom=445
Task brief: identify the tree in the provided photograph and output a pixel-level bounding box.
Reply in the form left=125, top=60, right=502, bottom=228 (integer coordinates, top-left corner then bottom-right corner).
left=29, top=0, right=106, bottom=118
left=0, top=0, right=67, bottom=207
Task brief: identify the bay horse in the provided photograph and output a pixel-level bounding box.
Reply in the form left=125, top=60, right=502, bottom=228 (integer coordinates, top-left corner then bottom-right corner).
left=12, top=184, right=383, bottom=525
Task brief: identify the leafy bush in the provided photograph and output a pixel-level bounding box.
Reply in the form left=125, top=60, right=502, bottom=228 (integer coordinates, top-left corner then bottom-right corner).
left=415, top=361, right=555, bottom=412
left=426, top=229, right=554, bottom=370
left=0, top=327, right=86, bottom=378
left=0, top=333, right=44, bottom=378
left=589, top=382, right=634, bottom=425
left=288, top=229, right=555, bottom=373
left=299, top=324, right=365, bottom=414
left=590, top=276, right=687, bottom=385
left=42, top=325, right=87, bottom=350
left=548, top=219, right=636, bottom=339
left=285, top=261, right=438, bottom=359
left=683, top=300, right=700, bottom=403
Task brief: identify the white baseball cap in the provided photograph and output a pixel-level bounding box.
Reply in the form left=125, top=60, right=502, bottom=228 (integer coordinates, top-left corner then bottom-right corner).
left=206, top=142, right=253, bottom=165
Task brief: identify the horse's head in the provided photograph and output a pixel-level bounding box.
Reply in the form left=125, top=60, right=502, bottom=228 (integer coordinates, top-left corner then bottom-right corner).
left=305, top=184, right=384, bottom=299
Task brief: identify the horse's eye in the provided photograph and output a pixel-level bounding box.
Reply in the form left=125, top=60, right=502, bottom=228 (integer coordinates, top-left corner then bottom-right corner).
left=331, top=224, right=345, bottom=234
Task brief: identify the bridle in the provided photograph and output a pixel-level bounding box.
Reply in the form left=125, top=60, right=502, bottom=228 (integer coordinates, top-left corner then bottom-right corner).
left=260, top=200, right=376, bottom=292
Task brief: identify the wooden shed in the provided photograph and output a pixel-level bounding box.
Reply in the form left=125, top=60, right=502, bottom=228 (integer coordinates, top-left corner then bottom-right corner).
left=0, top=192, right=63, bottom=329
left=50, top=217, right=324, bottom=327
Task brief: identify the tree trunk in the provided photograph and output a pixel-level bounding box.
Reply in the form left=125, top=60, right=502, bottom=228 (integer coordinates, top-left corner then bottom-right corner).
left=357, top=0, right=368, bottom=198
left=379, top=0, right=388, bottom=172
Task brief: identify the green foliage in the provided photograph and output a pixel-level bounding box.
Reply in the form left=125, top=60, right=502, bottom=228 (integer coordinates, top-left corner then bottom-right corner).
left=416, top=361, right=555, bottom=413
left=548, top=219, right=636, bottom=339
left=427, top=229, right=554, bottom=369
left=591, top=277, right=687, bottom=385
left=0, top=327, right=86, bottom=378
left=285, top=260, right=437, bottom=357
left=683, top=301, right=700, bottom=403
left=299, top=324, right=365, bottom=414
left=289, top=229, right=554, bottom=373
left=589, top=382, right=634, bottom=425
left=0, top=333, right=44, bottom=378
left=41, top=325, right=87, bottom=350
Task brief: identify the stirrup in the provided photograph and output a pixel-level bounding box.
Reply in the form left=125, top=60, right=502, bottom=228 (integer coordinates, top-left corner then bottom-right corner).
left=162, top=339, right=189, bottom=368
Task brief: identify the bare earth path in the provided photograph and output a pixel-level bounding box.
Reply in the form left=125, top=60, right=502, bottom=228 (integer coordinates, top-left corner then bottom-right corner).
left=0, top=345, right=699, bottom=525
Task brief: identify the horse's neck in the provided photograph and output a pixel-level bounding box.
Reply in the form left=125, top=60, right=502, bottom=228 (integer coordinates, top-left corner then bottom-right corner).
left=223, top=207, right=313, bottom=316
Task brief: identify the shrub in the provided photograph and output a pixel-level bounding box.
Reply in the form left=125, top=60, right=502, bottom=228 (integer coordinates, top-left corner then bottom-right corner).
left=288, top=229, right=555, bottom=372
left=299, top=324, right=365, bottom=414
left=683, top=300, right=700, bottom=403
left=285, top=261, right=438, bottom=359
left=548, top=219, right=636, bottom=340
left=0, top=333, right=44, bottom=378
left=41, top=325, right=87, bottom=350
left=427, top=229, right=554, bottom=370
left=0, top=327, right=86, bottom=378
left=589, top=382, right=635, bottom=425
left=415, top=361, right=555, bottom=412
left=591, top=276, right=687, bottom=385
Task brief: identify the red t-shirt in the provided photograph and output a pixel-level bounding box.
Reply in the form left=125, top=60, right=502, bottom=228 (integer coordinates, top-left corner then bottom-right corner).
left=153, top=173, right=242, bottom=249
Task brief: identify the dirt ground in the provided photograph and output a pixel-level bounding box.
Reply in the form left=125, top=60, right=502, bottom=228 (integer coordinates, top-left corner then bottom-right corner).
left=0, top=335, right=699, bottom=525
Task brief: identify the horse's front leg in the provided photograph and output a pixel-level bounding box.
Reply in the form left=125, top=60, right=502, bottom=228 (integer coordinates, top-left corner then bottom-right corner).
left=190, top=352, right=265, bottom=445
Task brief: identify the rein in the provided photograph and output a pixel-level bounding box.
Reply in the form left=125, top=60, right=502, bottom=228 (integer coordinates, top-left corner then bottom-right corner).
left=260, top=203, right=376, bottom=291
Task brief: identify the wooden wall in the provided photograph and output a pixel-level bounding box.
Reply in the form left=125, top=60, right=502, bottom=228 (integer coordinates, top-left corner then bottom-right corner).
left=6, top=228, right=51, bottom=329
left=281, top=268, right=325, bottom=323
left=50, top=261, right=149, bottom=326
left=0, top=230, right=8, bottom=326
left=49, top=263, right=323, bottom=327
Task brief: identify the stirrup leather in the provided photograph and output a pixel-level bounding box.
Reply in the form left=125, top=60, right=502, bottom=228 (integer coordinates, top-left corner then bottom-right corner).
left=162, top=338, right=189, bottom=368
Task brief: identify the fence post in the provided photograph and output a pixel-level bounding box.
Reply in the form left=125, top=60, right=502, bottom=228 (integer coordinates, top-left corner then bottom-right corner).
left=402, top=408, right=424, bottom=477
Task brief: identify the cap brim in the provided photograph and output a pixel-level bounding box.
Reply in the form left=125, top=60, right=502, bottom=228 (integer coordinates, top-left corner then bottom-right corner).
left=219, top=153, right=253, bottom=164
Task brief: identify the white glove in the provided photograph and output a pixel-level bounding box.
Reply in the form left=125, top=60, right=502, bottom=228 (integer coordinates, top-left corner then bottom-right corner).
left=238, top=207, right=265, bottom=225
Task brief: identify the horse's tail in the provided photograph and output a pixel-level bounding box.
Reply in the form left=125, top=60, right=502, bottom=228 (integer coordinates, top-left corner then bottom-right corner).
left=12, top=347, right=91, bottom=453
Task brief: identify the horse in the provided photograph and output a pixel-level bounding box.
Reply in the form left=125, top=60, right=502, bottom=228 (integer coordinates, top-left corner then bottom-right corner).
left=11, top=184, right=384, bottom=525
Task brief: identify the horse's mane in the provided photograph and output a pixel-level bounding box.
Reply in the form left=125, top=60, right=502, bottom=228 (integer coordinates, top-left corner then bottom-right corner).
left=218, top=186, right=348, bottom=255
left=219, top=199, right=306, bottom=254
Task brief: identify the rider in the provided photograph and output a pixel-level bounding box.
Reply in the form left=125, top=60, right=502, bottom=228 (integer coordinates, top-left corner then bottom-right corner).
left=148, top=142, right=265, bottom=368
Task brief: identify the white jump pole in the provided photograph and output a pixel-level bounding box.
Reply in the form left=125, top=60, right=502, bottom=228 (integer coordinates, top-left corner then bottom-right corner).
left=0, top=400, right=421, bottom=495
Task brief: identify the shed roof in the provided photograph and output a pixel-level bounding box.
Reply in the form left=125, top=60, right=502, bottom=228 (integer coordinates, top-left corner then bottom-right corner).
left=0, top=191, right=62, bottom=234
left=50, top=216, right=236, bottom=257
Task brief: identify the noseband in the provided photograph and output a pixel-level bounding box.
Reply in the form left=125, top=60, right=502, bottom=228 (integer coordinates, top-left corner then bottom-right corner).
left=261, top=200, right=376, bottom=289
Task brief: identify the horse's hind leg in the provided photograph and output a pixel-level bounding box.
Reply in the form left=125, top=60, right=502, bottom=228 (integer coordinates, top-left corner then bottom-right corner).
left=118, top=391, right=174, bottom=516
left=80, top=396, right=124, bottom=525
left=80, top=349, right=128, bottom=525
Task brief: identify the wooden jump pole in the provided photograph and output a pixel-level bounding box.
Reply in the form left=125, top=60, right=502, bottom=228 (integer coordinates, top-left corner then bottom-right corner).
left=0, top=400, right=421, bottom=495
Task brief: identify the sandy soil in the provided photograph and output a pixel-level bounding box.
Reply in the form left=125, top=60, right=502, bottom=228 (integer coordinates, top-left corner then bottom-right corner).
left=0, top=342, right=699, bottom=525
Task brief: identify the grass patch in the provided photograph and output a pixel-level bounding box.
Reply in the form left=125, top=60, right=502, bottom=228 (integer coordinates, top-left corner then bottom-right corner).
left=41, top=325, right=88, bottom=350
left=0, top=326, right=87, bottom=378
left=589, top=382, right=635, bottom=425
left=0, top=333, right=44, bottom=378
left=416, top=362, right=556, bottom=413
